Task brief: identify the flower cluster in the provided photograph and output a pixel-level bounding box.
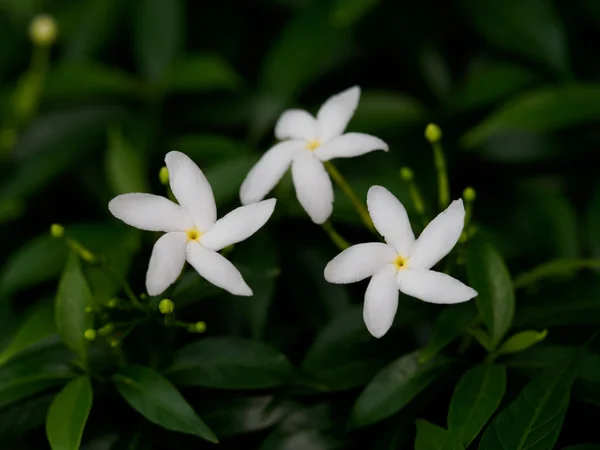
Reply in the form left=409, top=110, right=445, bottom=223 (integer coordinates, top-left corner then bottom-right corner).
left=108, top=87, right=477, bottom=338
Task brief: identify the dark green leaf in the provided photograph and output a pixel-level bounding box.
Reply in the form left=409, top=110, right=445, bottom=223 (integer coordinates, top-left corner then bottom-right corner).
left=479, top=351, right=579, bottom=450
left=420, top=302, right=477, bottom=363
left=468, top=328, right=492, bottom=351
left=497, top=330, right=548, bottom=355
left=0, top=299, right=57, bottom=366
left=417, top=43, right=452, bottom=102
left=562, top=446, right=600, bottom=450
left=447, top=365, right=506, bottom=447
left=462, top=85, right=600, bottom=147
left=415, top=420, right=464, bottom=450
left=132, top=0, right=183, bottom=82
left=46, top=376, right=93, bottom=450
left=163, top=337, right=292, bottom=389
left=113, top=365, right=217, bottom=442
left=163, top=55, right=242, bottom=92
left=0, top=393, right=55, bottom=446
left=468, top=236, right=514, bottom=350
left=349, top=351, right=449, bottom=429
left=105, top=127, right=149, bottom=195
left=170, top=134, right=251, bottom=164
left=514, top=259, right=600, bottom=290
left=460, top=0, right=569, bottom=76
left=588, top=184, right=600, bottom=259
left=55, top=252, right=94, bottom=362
left=204, top=155, right=258, bottom=206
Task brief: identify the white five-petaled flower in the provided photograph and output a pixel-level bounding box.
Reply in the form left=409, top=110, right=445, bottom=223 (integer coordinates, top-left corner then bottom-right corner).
left=108, top=151, right=276, bottom=297
left=324, top=186, right=478, bottom=338
left=240, top=86, right=388, bottom=224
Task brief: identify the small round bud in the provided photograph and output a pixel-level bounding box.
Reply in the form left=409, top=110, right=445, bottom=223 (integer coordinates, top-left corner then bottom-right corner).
left=50, top=223, right=64, bottom=238
left=84, top=329, right=97, bottom=341
left=159, top=298, right=175, bottom=315
left=463, top=187, right=476, bottom=202
left=424, top=123, right=442, bottom=143
left=400, top=167, right=413, bottom=182
left=159, top=166, right=169, bottom=185
left=97, top=323, right=115, bottom=337
left=109, top=338, right=120, bottom=348
left=194, top=321, right=207, bottom=333
left=29, top=14, right=58, bottom=46
left=140, top=293, right=148, bottom=300
left=107, top=298, right=119, bottom=308
left=85, top=306, right=94, bottom=313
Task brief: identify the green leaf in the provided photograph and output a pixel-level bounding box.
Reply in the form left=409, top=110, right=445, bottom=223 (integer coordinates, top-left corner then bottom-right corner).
left=204, top=155, right=258, bottom=206
left=331, top=0, right=381, bottom=27
left=163, top=337, right=292, bottom=389
left=460, top=0, right=569, bottom=76
left=467, top=236, right=515, bottom=350
left=163, top=55, right=242, bottom=93
left=468, top=328, right=492, bottom=351
left=562, top=446, right=600, bottom=450
left=55, top=252, right=94, bottom=362
left=497, top=330, right=548, bottom=355
left=132, top=0, right=183, bottom=82
left=514, top=259, right=600, bottom=290
left=462, top=85, right=600, bottom=147
left=105, top=127, right=149, bottom=195
left=478, top=351, right=579, bottom=450
left=420, top=302, right=477, bottom=363
left=0, top=393, right=55, bottom=446
left=415, top=420, right=464, bottom=450
left=447, top=365, right=506, bottom=447
left=170, top=134, right=251, bottom=164
left=113, top=365, right=217, bottom=443
left=349, top=351, right=449, bottom=429
left=46, top=376, right=93, bottom=450
left=451, top=61, right=540, bottom=112
left=0, top=299, right=57, bottom=366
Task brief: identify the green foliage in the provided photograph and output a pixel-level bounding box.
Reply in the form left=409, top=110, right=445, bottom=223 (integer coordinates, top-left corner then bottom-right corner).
left=415, top=420, right=464, bottom=450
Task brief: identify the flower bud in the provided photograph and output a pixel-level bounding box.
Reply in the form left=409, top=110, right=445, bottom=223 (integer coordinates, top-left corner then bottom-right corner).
left=50, top=223, right=64, bottom=238
left=84, top=329, right=97, bottom=341
left=424, top=123, right=442, bottom=143
left=29, top=14, right=58, bottom=46
left=109, top=338, right=120, bottom=348
left=159, top=166, right=169, bottom=185
left=194, top=321, right=206, bottom=333
left=97, top=323, right=115, bottom=337
left=159, top=298, right=175, bottom=315
left=107, top=298, right=119, bottom=308
left=400, top=167, right=413, bottom=182
left=463, top=187, right=476, bottom=202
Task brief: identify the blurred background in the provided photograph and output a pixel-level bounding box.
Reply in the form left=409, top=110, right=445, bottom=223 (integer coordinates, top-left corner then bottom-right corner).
left=1, top=0, right=600, bottom=448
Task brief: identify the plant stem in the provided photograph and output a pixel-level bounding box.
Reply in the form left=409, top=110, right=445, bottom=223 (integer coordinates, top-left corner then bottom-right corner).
left=432, top=141, right=449, bottom=210
left=322, top=221, right=351, bottom=251
left=324, top=161, right=376, bottom=235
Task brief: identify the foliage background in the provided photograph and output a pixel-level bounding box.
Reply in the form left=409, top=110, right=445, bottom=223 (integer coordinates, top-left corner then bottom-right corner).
left=1, top=0, right=600, bottom=448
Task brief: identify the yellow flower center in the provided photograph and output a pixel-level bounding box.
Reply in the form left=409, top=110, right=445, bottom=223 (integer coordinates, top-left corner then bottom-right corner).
left=394, top=255, right=407, bottom=270
left=305, top=139, right=321, bottom=151
left=186, top=228, right=202, bottom=242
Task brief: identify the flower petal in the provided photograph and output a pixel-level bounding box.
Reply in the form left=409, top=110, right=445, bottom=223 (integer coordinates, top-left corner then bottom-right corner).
left=291, top=151, right=333, bottom=224
left=367, top=185, right=415, bottom=256
left=275, top=109, right=318, bottom=141
left=315, top=133, right=388, bottom=162
left=186, top=242, right=252, bottom=296
left=165, top=151, right=216, bottom=231
left=408, top=199, right=465, bottom=269
left=363, top=264, right=399, bottom=338
left=108, top=193, right=192, bottom=232
left=146, top=232, right=187, bottom=296
left=316, top=86, right=361, bottom=143
left=397, top=269, right=477, bottom=304
left=324, top=243, right=396, bottom=284
left=240, top=140, right=304, bottom=205
left=201, top=198, right=277, bottom=251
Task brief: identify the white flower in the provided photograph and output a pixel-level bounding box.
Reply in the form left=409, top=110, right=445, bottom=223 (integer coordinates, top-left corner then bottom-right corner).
left=108, top=151, right=276, bottom=297
left=240, top=86, right=388, bottom=224
left=324, top=186, right=477, bottom=338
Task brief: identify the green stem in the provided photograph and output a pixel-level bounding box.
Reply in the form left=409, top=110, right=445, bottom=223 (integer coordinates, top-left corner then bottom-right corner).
left=101, top=259, right=145, bottom=311
left=432, top=142, right=449, bottom=210
left=322, top=221, right=351, bottom=251
left=324, top=161, right=376, bottom=235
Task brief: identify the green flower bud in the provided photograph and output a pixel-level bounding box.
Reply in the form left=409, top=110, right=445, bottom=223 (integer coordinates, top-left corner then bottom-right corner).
left=159, top=166, right=169, bottom=185
left=194, top=321, right=207, bottom=333
left=50, top=223, right=64, bottom=238
left=400, top=167, right=413, bottom=182
left=29, top=14, right=58, bottom=46
left=109, top=338, right=120, bottom=348
left=84, top=329, right=97, bottom=341
left=97, top=323, right=115, bottom=337
left=107, top=298, right=119, bottom=308
left=424, top=123, right=442, bottom=143
left=159, top=298, right=175, bottom=315
left=463, top=187, right=476, bottom=202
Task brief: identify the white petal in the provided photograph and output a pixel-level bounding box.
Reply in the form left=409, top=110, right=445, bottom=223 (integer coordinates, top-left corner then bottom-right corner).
left=316, top=86, right=361, bottom=143
left=186, top=242, right=252, bottom=296
left=201, top=198, right=277, bottom=251
left=408, top=199, right=465, bottom=269
left=397, top=269, right=477, bottom=304
left=146, top=232, right=187, bottom=296
left=291, top=151, right=333, bottom=224
left=367, top=186, right=415, bottom=256
left=275, top=109, right=318, bottom=141
left=363, top=264, right=399, bottom=338
left=165, top=151, right=216, bottom=231
left=324, top=243, right=396, bottom=284
left=314, top=133, right=388, bottom=162
left=240, top=140, right=304, bottom=205
left=108, top=193, right=191, bottom=232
